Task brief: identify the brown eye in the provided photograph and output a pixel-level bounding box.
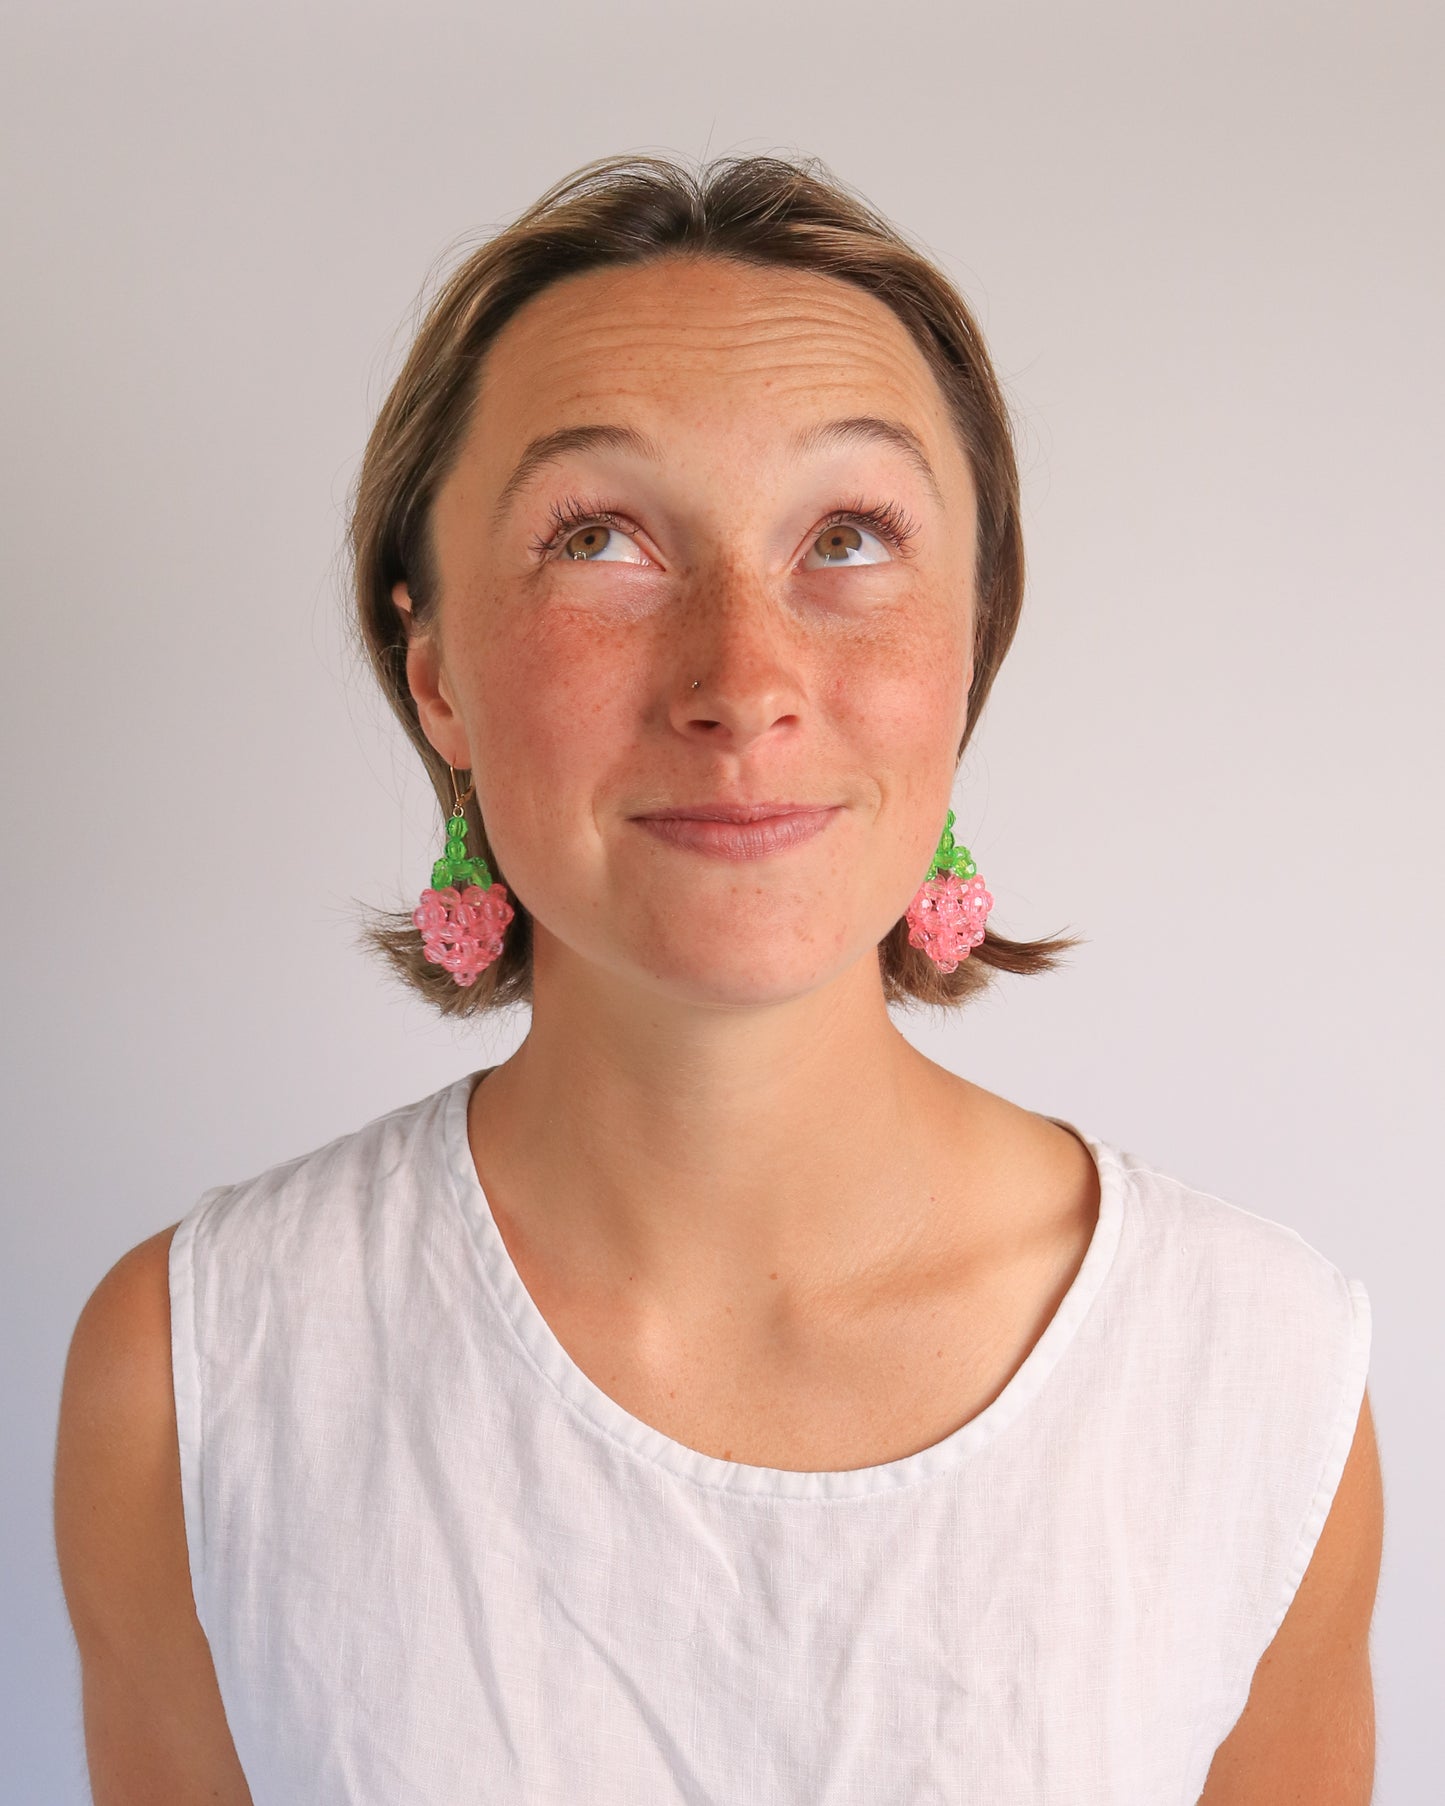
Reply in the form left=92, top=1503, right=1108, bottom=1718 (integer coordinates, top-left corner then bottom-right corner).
left=803, top=518, right=894, bottom=569
left=564, top=524, right=614, bottom=560
left=552, top=517, right=650, bottom=564
left=815, top=523, right=863, bottom=563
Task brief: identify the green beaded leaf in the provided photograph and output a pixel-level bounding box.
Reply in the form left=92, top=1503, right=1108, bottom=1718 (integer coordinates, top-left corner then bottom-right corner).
left=430, top=851, right=494, bottom=890
left=925, top=809, right=978, bottom=881
left=429, top=808, right=497, bottom=890
left=927, top=809, right=956, bottom=879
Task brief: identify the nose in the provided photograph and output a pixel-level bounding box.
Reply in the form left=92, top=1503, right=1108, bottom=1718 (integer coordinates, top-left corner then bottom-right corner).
left=667, top=566, right=807, bottom=750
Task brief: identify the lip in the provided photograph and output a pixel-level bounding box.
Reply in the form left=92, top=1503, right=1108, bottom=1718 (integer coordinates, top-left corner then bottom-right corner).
left=633, top=802, right=834, bottom=824
left=631, top=804, right=842, bottom=861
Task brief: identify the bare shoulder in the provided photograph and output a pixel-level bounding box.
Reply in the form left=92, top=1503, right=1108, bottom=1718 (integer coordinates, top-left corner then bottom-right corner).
left=54, top=1225, right=253, bottom=1804
left=1197, top=1386, right=1384, bottom=1805
left=926, top=1071, right=1100, bottom=1211
left=949, top=1079, right=1103, bottom=1260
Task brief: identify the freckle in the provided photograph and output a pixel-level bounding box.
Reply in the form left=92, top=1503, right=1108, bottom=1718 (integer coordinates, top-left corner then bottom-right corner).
left=768, top=1271, right=778, bottom=1281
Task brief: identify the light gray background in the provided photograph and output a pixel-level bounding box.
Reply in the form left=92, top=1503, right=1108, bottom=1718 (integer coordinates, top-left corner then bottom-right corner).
left=4, top=1, right=1440, bottom=1798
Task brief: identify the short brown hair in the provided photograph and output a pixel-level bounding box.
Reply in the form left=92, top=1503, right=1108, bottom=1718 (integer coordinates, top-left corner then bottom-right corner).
left=347, top=150, right=1082, bottom=1016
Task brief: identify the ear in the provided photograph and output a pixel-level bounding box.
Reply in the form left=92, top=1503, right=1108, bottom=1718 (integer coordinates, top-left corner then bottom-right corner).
left=390, top=581, right=470, bottom=769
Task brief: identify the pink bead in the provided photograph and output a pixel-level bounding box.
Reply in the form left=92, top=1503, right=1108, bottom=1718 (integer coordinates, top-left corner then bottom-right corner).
left=904, top=872, right=993, bottom=974
left=412, top=895, right=450, bottom=937
left=412, top=883, right=516, bottom=985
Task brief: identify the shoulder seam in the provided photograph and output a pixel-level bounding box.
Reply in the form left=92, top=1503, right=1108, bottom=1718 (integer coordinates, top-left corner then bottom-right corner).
left=1258, top=1274, right=1372, bottom=1654
left=168, top=1189, right=221, bottom=1638
left=1117, top=1156, right=1326, bottom=1253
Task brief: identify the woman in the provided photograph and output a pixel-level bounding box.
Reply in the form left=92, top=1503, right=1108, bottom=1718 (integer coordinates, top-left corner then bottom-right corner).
left=54, top=152, right=1382, bottom=1803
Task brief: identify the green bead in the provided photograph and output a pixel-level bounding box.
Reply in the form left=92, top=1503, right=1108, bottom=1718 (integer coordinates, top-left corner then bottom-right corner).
left=923, top=809, right=982, bottom=881
left=446, top=816, right=467, bottom=838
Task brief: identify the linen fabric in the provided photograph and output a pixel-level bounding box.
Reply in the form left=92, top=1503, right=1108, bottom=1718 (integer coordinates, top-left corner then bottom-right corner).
left=168, top=1067, right=1371, bottom=1804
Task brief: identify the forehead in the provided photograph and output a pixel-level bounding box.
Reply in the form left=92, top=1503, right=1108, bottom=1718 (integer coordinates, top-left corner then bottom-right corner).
left=465, top=255, right=963, bottom=472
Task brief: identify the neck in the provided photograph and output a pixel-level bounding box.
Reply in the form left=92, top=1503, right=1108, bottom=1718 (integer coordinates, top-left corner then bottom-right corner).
left=467, top=940, right=986, bottom=1316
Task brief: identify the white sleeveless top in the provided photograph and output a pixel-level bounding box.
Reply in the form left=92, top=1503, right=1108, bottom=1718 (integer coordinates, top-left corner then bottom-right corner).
left=168, top=1067, right=1371, bottom=1805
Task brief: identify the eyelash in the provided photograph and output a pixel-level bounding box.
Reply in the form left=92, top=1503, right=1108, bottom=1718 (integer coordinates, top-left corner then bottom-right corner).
left=527, top=494, right=921, bottom=562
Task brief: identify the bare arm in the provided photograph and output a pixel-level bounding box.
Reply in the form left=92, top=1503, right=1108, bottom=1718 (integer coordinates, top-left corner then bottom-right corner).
left=53, top=1225, right=253, bottom=1805
left=1197, top=1387, right=1384, bottom=1805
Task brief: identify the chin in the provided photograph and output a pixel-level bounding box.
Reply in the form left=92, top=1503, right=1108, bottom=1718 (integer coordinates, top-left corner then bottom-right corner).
left=627, top=929, right=861, bottom=1008
left=531, top=901, right=877, bottom=1007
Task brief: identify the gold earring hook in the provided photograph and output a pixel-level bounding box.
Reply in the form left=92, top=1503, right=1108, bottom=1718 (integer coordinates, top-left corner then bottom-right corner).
left=447, top=764, right=475, bottom=814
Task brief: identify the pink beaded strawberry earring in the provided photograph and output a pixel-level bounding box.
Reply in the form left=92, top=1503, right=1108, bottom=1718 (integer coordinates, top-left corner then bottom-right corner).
left=412, top=767, right=516, bottom=985
left=905, top=809, right=994, bottom=973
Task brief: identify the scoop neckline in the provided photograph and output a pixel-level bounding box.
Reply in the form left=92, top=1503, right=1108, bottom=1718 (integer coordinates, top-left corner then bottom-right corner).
left=444, top=1064, right=1127, bottom=1499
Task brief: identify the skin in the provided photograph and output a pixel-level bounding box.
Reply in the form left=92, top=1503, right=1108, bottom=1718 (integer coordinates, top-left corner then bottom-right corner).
left=402, top=253, right=1081, bottom=1374
left=51, top=251, right=1382, bottom=1801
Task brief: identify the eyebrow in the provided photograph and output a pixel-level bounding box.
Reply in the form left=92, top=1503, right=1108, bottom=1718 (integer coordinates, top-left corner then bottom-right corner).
left=489, top=413, right=945, bottom=530
left=788, top=416, right=945, bottom=509
left=490, top=424, right=663, bottom=530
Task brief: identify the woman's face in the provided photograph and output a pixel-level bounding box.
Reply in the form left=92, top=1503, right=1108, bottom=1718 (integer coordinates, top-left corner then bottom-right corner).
left=399, top=254, right=979, bottom=1009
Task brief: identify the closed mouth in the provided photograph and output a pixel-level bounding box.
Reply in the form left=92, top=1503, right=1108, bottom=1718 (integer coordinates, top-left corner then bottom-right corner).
left=632, top=803, right=836, bottom=824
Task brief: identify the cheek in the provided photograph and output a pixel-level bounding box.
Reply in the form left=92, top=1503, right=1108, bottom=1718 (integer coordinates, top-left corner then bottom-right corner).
left=460, top=605, right=641, bottom=839
left=829, top=611, right=968, bottom=771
